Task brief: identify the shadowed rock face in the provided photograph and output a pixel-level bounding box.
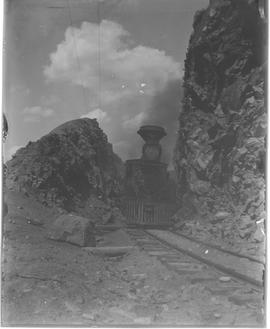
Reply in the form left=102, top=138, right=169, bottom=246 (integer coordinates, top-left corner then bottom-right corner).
left=6, top=118, right=124, bottom=216
left=174, top=0, right=266, bottom=240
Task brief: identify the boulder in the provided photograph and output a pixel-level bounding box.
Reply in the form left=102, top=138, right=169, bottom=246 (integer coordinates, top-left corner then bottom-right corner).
left=47, top=214, right=96, bottom=247
left=6, top=118, right=124, bottom=217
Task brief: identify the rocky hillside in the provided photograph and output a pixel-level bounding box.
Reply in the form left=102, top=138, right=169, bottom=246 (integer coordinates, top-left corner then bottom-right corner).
left=174, top=0, right=266, bottom=244
left=6, top=118, right=124, bottom=218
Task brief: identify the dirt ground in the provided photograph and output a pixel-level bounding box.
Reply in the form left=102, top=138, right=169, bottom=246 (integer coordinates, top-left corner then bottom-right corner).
left=1, top=190, right=264, bottom=326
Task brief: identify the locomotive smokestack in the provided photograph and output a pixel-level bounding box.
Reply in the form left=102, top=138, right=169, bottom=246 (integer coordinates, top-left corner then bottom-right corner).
left=137, top=125, right=167, bottom=162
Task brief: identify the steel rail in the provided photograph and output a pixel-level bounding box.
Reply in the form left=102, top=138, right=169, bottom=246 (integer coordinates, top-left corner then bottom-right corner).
left=140, top=230, right=263, bottom=289
left=169, top=229, right=264, bottom=265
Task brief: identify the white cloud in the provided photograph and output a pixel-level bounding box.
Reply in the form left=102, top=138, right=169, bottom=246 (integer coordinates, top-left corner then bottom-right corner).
left=80, top=108, right=108, bottom=122
left=23, top=106, right=54, bottom=117
left=44, top=19, right=182, bottom=161
left=44, top=20, right=181, bottom=107
left=23, top=106, right=55, bottom=122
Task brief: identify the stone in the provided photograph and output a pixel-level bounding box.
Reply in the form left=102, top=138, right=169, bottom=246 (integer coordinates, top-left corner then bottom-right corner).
left=82, top=313, right=96, bottom=320
left=196, top=151, right=214, bottom=170
left=189, top=177, right=211, bottom=195
left=215, top=211, right=231, bottom=220
left=133, top=317, right=152, bottom=325
left=74, top=295, right=85, bottom=305
left=209, top=8, right=216, bottom=17
left=246, top=137, right=264, bottom=150
left=239, top=215, right=253, bottom=228
left=219, top=276, right=231, bottom=282
left=210, top=211, right=231, bottom=224
left=232, top=175, right=240, bottom=183
left=47, top=214, right=96, bottom=247
left=64, top=301, right=80, bottom=313
left=27, top=217, right=43, bottom=226
left=238, top=147, right=248, bottom=155
left=108, top=307, right=135, bottom=321
left=163, top=304, right=169, bottom=312
left=214, top=313, right=222, bottom=319
left=253, top=225, right=265, bottom=243
left=239, top=230, right=251, bottom=239
left=132, top=273, right=147, bottom=280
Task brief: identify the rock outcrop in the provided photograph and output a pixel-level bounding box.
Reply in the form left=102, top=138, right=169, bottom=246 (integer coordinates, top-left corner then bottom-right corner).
left=6, top=118, right=124, bottom=219
left=174, top=0, right=266, bottom=246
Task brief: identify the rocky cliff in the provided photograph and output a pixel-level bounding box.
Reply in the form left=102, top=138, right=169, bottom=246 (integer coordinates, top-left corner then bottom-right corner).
left=174, top=0, right=266, bottom=246
left=6, top=118, right=124, bottom=219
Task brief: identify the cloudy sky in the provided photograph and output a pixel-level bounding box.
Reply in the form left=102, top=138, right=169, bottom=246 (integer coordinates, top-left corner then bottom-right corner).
left=4, top=0, right=208, bottom=164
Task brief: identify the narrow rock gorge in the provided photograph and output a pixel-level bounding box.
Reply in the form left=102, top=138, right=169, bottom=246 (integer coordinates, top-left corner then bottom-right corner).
left=174, top=0, right=266, bottom=247
left=6, top=118, right=124, bottom=220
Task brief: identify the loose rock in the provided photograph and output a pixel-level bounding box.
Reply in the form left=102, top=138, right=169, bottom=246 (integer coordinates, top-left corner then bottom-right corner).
left=219, top=276, right=231, bottom=282
left=47, top=214, right=96, bottom=247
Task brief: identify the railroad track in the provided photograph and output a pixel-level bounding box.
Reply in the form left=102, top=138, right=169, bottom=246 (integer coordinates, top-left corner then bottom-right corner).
left=126, top=228, right=264, bottom=308
left=169, top=229, right=265, bottom=265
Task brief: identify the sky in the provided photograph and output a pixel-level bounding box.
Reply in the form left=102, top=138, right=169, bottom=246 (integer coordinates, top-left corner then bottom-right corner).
left=4, top=0, right=208, bottom=165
